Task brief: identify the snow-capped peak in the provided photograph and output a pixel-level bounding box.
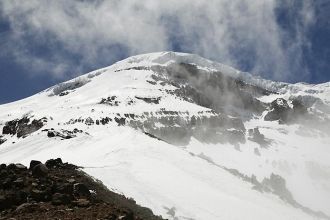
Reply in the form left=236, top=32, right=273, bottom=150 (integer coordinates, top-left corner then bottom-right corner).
left=0, top=52, right=329, bottom=220
left=111, top=51, right=240, bottom=76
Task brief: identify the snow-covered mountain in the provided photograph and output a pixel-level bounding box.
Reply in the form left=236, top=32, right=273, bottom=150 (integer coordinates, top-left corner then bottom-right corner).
left=0, top=51, right=329, bottom=220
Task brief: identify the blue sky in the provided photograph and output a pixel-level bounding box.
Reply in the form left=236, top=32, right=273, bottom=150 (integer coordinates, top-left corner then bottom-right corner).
left=0, top=0, right=329, bottom=104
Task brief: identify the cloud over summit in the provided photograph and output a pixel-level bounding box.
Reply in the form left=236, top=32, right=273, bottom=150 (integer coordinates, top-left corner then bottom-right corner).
left=0, top=0, right=316, bottom=82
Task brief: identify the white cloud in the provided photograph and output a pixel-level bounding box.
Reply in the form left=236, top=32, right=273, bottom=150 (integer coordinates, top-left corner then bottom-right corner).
left=0, top=0, right=315, bottom=82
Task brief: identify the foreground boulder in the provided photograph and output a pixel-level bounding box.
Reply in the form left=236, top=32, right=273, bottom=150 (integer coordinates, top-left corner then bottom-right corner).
left=45, top=158, right=63, bottom=168
left=32, top=164, right=49, bottom=177
left=29, top=160, right=41, bottom=170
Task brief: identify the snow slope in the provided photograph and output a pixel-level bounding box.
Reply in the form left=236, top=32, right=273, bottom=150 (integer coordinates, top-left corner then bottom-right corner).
left=0, top=52, right=329, bottom=220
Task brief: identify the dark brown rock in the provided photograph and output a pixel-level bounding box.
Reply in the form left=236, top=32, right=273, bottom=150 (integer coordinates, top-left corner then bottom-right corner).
left=13, top=177, right=25, bottom=188
left=52, top=193, right=71, bottom=205
left=32, top=164, right=49, bottom=177
left=15, top=164, right=27, bottom=171
left=30, top=189, right=49, bottom=202
left=7, top=163, right=17, bottom=170
left=0, top=195, right=16, bottom=211
left=120, top=211, right=135, bottom=220
left=15, top=203, right=44, bottom=214
left=45, top=158, right=63, bottom=168
left=2, top=177, right=12, bottom=189
left=54, top=183, right=73, bottom=195
left=73, top=198, right=90, bottom=207
left=0, top=163, right=6, bottom=169
left=73, top=183, right=91, bottom=198
left=29, top=160, right=42, bottom=170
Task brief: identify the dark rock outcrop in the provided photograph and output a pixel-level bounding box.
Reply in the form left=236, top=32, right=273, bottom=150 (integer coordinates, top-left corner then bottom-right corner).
left=128, top=110, right=246, bottom=145
left=44, top=128, right=81, bottom=139
left=264, top=98, right=291, bottom=122
left=59, top=91, right=70, bottom=96
left=135, top=96, right=161, bottom=104
left=0, top=136, right=6, bottom=145
left=115, top=117, right=126, bottom=126
left=2, top=117, right=46, bottom=138
left=47, top=130, right=56, bottom=137
left=100, top=117, right=112, bottom=125
left=150, top=63, right=271, bottom=115
left=264, top=98, right=309, bottom=124
left=50, top=78, right=91, bottom=96
left=85, top=117, right=94, bottom=125
left=100, top=96, right=120, bottom=106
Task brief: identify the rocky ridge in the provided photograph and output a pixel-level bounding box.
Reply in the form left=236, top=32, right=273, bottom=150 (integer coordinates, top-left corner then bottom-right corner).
left=0, top=158, right=162, bottom=220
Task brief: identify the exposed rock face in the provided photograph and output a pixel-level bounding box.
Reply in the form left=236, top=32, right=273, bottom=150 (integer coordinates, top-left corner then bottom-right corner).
left=114, top=117, right=126, bottom=126
left=150, top=63, right=271, bottom=115
left=2, top=117, right=46, bottom=138
left=128, top=110, right=246, bottom=145
left=53, top=61, right=325, bottom=148
left=264, top=98, right=310, bottom=124
left=43, top=128, right=83, bottom=139
left=50, top=78, right=90, bottom=96
left=135, top=96, right=161, bottom=104
left=101, top=62, right=276, bottom=145
left=59, top=91, right=70, bottom=96
left=264, top=98, right=292, bottom=122
left=85, top=117, right=94, bottom=125
left=100, top=96, right=120, bottom=106
left=64, top=109, right=246, bottom=145
left=119, top=64, right=270, bottom=116
left=0, top=159, right=162, bottom=220
left=0, top=136, right=6, bottom=145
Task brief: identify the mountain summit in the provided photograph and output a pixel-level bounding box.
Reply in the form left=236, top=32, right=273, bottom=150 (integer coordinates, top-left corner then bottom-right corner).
left=0, top=52, right=330, bottom=220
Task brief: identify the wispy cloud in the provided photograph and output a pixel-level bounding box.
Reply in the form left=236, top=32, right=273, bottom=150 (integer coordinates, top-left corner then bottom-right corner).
left=0, top=0, right=316, bottom=82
